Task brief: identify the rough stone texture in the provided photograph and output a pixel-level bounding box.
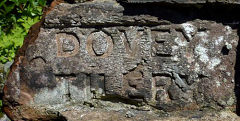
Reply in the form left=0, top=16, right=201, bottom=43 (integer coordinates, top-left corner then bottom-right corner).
left=3, top=0, right=240, bottom=120
left=0, top=61, right=13, bottom=94
left=0, top=64, right=4, bottom=94
left=0, top=114, right=11, bottom=121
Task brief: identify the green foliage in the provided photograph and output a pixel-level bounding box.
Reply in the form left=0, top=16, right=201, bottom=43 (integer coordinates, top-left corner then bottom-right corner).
left=0, top=0, right=46, bottom=63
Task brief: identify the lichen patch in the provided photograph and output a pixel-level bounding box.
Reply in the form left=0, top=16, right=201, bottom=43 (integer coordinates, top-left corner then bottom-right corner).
left=215, top=36, right=224, bottom=45
left=208, top=58, right=221, bottom=70
left=196, top=31, right=209, bottom=43
left=181, top=23, right=196, bottom=40
left=174, top=36, right=188, bottom=46
left=195, top=44, right=209, bottom=63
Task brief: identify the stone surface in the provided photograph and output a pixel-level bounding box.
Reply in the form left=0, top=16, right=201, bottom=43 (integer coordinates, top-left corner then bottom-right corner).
left=0, top=61, right=13, bottom=94
left=0, top=114, right=11, bottom=121
left=3, top=0, right=240, bottom=120
left=0, top=64, right=4, bottom=94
